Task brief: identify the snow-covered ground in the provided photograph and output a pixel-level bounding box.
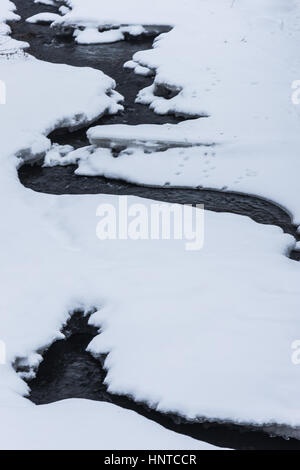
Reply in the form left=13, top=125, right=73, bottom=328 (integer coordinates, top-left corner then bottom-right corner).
left=0, top=399, right=220, bottom=450
left=52, top=0, right=199, bottom=28
left=0, top=0, right=28, bottom=52
left=1, top=0, right=300, bottom=449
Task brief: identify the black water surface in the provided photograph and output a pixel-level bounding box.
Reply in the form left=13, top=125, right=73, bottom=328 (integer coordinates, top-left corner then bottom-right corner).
left=11, top=0, right=300, bottom=450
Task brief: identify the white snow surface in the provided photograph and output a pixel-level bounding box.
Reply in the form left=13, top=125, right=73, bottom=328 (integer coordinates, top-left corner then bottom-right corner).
left=0, top=1, right=28, bottom=53
left=0, top=0, right=19, bottom=23
left=26, top=12, right=62, bottom=24
left=73, top=25, right=146, bottom=45
left=0, top=399, right=220, bottom=450
left=34, top=0, right=63, bottom=9
left=34, top=0, right=56, bottom=5
left=53, top=0, right=199, bottom=28
left=1, top=0, right=300, bottom=448
left=73, top=27, right=124, bottom=44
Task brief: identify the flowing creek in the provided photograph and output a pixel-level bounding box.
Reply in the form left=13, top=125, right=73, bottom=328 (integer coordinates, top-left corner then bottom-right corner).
left=10, top=0, right=300, bottom=450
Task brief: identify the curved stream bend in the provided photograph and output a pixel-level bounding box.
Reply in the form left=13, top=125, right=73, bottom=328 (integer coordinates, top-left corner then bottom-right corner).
left=10, top=0, right=300, bottom=450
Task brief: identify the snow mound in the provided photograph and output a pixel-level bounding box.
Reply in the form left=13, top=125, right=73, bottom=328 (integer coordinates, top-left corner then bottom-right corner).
left=74, top=27, right=124, bottom=45
left=26, top=12, right=62, bottom=24
left=0, top=399, right=219, bottom=450
left=0, top=1, right=28, bottom=53
left=87, top=123, right=214, bottom=149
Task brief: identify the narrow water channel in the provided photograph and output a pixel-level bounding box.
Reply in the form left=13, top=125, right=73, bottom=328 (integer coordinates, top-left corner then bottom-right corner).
left=10, top=0, right=300, bottom=450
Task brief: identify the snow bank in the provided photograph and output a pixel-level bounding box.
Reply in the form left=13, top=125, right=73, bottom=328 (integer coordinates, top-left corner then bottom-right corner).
left=0, top=55, right=123, bottom=145
left=88, top=123, right=212, bottom=149
left=30, top=0, right=189, bottom=44
left=0, top=0, right=28, bottom=53
left=55, top=195, right=300, bottom=428
left=0, top=399, right=218, bottom=450
left=7, top=136, right=300, bottom=430
left=26, top=12, right=62, bottom=24
left=34, top=0, right=56, bottom=5
left=0, top=0, right=19, bottom=23
left=71, top=25, right=147, bottom=45
left=73, top=27, right=124, bottom=45
left=54, top=0, right=198, bottom=28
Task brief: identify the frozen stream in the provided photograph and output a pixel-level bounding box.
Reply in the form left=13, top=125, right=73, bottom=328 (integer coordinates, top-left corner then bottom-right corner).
left=11, top=0, right=300, bottom=450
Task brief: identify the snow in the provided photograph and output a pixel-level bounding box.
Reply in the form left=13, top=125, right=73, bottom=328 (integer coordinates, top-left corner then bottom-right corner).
left=0, top=0, right=300, bottom=448
left=26, top=12, right=62, bottom=24
left=59, top=6, right=70, bottom=16
left=0, top=0, right=19, bottom=23
left=87, top=124, right=210, bottom=148
left=0, top=399, right=220, bottom=450
left=44, top=0, right=194, bottom=45
left=0, top=1, right=28, bottom=53
left=72, top=25, right=148, bottom=45
left=50, top=197, right=300, bottom=428
left=34, top=0, right=56, bottom=5
left=124, top=60, right=153, bottom=77
left=68, top=128, right=300, bottom=224
left=74, top=27, right=124, bottom=45
left=53, top=0, right=199, bottom=28
left=0, top=1, right=220, bottom=449
left=0, top=56, right=123, bottom=143
left=3, top=105, right=300, bottom=430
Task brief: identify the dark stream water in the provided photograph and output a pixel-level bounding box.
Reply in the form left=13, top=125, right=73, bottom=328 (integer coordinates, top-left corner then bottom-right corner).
left=10, top=0, right=300, bottom=450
